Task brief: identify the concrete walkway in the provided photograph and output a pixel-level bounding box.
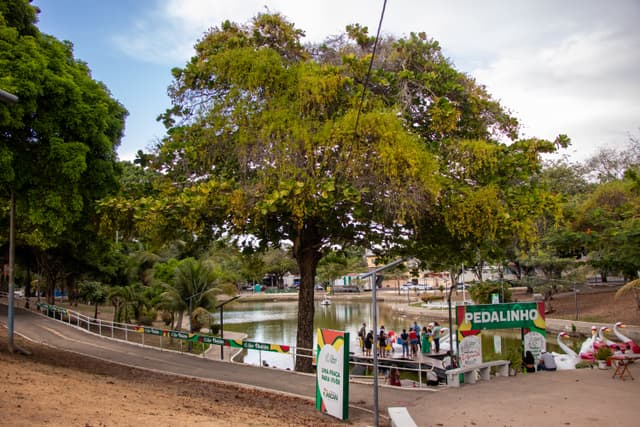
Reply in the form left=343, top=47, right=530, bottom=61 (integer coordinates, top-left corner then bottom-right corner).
left=0, top=305, right=436, bottom=425
left=3, top=302, right=640, bottom=426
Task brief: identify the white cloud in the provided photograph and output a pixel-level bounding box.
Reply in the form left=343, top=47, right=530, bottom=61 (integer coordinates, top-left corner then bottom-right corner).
left=111, top=0, right=640, bottom=162
left=474, top=28, right=640, bottom=160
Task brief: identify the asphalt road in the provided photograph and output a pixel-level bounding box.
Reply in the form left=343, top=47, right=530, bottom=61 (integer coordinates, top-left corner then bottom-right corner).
left=0, top=304, right=434, bottom=424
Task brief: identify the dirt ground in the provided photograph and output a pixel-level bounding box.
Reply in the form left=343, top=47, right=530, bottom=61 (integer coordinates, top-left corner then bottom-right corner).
left=0, top=330, right=354, bottom=427
left=1, top=288, right=638, bottom=427
left=546, top=287, right=640, bottom=324
left=2, top=327, right=640, bottom=427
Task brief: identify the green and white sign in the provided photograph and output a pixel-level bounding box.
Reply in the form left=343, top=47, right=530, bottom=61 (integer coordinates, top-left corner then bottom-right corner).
left=456, top=302, right=547, bottom=368
left=316, top=328, right=349, bottom=421
left=457, top=302, right=546, bottom=331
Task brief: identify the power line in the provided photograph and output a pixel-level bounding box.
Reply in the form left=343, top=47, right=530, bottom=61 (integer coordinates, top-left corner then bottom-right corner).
left=354, top=0, right=388, bottom=136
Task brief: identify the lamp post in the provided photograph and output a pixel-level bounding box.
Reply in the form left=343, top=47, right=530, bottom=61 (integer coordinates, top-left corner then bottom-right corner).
left=1, top=88, right=18, bottom=353
left=216, top=296, right=240, bottom=360
left=186, top=289, right=217, bottom=352
left=358, top=257, right=407, bottom=427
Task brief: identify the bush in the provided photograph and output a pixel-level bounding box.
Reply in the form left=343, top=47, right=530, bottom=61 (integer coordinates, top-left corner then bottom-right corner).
left=420, top=295, right=444, bottom=303
left=138, top=314, right=154, bottom=326
left=575, top=360, right=594, bottom=369
left=468, top=282, right=512, bottom=304
left=504, top=348, right=522, bottom=373
left=595, top=346, right=613, bottom=361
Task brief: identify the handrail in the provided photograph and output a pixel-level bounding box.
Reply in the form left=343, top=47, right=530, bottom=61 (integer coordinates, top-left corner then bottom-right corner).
left=1, top=292, right=440, bottom=386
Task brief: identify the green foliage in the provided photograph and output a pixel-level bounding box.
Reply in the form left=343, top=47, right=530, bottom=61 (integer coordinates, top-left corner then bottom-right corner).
left=78, top=280, right=107, bottom=319
left=420, top=294, right=444, bottom=303
left=1, top=0, right=126, bottom=301
left=504, top=347, right=522, bottom=373
left=468, top=282, right=512, bottom=304
left=160, top=258, right=227, bottom=332
left=595, top=346, right=613, bottom=361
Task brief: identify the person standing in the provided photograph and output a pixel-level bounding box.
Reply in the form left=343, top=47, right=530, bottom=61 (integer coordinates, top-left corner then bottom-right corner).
left=432, top=322, right=441, bottom=353
left=364, top=330, right=373, bottom=357
left=408, top=327, right=419, bottom=358
left=378, top=327, right=387, bottom=358
left=412, top=321, right=422, bottom=351
left=400, top=329, right=410, bottom=358
left=421, top=326, right=431, bottom=354
left=358, top=322, right=367, bottom=352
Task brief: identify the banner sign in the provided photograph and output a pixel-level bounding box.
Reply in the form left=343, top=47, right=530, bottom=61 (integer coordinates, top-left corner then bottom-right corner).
left=458, top=333, right=482, bottom=368
left=456, top=302, right=546, bottom=331
left=133, top=326, right=289, bottom=352
left=456, top=302, right=546, bottom=367
left=523, top=328, right=547, bottom=360
left=37, top=303, right=67, bottom=315
left=316, top=328, right=349, bottom=421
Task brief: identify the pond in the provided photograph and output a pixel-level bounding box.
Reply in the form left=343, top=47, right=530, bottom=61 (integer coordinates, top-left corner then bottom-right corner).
left=220, top=300, right=576, bottom=369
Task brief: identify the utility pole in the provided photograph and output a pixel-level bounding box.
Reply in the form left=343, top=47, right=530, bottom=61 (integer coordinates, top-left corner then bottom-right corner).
left=1, top=88, right=21, bottom=354
left=358, top=257, right=407, bottom=427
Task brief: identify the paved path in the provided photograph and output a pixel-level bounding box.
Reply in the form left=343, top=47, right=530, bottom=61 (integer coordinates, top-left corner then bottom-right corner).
left=3, top=302, right=640, bottom=426
left=0, top=304, right=435, bottom=425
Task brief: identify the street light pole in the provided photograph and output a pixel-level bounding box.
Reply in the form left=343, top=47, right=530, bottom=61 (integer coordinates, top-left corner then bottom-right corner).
left=358, top=257, right=407, bottom=427
left=1, top=88, right=18, bottom=353
left=216, top=296, right=240, bottom=360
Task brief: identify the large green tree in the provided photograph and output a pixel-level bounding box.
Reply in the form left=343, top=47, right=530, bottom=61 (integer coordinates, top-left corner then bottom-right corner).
left=103, top=14, right=440, bottom=372
left=0, top=0, right=127, bottom=302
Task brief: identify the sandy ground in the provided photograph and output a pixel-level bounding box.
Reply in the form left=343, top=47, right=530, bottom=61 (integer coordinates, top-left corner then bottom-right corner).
left=0, top=330, right=352, bottom=427
left=2, top=327, right=640, bottom=427
left=2, top=287, right=639, bottom=426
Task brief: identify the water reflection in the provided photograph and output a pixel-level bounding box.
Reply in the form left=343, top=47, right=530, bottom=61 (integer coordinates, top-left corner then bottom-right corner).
left=220, top=300, right=573, bottom=369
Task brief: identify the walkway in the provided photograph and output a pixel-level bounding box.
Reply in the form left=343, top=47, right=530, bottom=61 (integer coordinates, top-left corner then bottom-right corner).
left=0, top=305, right=434, bottom=424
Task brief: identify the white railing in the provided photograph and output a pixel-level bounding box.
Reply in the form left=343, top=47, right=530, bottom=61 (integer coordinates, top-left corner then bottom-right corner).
left=1, top=292, right=441, bottom=386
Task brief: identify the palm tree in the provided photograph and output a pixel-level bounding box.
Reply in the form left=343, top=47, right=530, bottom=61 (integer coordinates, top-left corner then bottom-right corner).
left=108, top=284, right=143, bottom=323
left=161, top=258, right=221, bottom=334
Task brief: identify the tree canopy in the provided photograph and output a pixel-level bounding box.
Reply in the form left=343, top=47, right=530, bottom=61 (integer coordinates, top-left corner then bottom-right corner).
left=1, top=0, right=127, bottom=301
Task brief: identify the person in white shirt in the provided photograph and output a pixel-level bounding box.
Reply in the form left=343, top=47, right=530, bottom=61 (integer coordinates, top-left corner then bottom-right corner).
left=538, top=350, right=557, bottom=371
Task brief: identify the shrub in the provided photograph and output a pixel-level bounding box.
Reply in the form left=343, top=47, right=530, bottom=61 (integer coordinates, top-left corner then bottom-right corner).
left=468, top=281, right=512, bottom=304
left=595, top=346, right=613, bottom=361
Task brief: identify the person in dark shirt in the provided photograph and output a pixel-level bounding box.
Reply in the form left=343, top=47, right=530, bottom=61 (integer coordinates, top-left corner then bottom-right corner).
left=524, top=351, right=536, bottom=373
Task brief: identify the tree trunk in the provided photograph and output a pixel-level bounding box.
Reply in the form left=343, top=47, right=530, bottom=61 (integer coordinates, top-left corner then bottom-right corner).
left=293, top=222, right=322, bottom=373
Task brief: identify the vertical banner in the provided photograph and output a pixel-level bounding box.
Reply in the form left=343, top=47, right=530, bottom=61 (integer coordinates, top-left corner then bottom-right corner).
left=316, top=328, right=349, bottom=421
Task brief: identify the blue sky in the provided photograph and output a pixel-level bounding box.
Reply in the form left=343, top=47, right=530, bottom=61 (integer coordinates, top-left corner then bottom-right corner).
left=33, top=0, right=640, bottom=162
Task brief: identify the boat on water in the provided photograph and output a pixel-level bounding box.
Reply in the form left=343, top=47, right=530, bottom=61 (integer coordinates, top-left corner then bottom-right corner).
left=320, top=298, right=332, bottom=305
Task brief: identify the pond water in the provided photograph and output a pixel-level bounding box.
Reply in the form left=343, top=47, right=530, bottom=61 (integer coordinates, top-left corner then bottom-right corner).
left=220, top=300, right=574, bottom=369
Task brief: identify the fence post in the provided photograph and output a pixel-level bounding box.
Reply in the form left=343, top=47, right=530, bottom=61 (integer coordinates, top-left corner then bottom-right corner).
left=418, top=361, right=422, bottom=388
left=99, top=319, right=102, bottom=336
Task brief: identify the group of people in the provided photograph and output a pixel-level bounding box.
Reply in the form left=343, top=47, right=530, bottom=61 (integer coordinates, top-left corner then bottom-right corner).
left=523, top=350, right=557, bottom=373
left=357, top=320, right=443, bottom=359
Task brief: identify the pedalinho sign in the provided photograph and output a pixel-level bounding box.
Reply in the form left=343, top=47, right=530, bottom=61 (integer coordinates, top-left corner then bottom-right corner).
left=316, top=328, right=349, bottom=421
left=457, top=301, right=546, bottom=331
left=456, top=301, right=547, bottom=367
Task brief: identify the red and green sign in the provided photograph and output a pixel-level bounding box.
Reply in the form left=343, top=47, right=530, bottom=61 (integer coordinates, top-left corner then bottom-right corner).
left=134, top=326, right=291, bottom=353
left=456, top=302, right=546, bottom=332
left=456, top=302, right=546, bottom=368
left=316, top=328, right=349, bottom=421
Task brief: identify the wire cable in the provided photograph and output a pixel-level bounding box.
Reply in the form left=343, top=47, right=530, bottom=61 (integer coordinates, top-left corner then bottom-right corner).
left=354, top=0, right=388, bottom=136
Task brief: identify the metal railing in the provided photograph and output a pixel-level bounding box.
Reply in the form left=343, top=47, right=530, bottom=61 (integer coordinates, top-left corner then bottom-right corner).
left=1, top=292, right=440, bottom=387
